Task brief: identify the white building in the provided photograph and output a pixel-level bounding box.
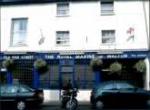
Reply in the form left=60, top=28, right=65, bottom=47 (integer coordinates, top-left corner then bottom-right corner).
left=0, top=0, right=149, bottom=101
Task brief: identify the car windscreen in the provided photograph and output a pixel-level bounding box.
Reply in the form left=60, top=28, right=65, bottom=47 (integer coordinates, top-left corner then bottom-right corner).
left=0, top=85, right=18, bottom=94
left=0, top=85, right=34, bottom=94
left=96, top=83, right=117, bottom=92
left=116, top=83, right=135, bottom=90
left=18, top=85, right=33, bottom=92
left=103, top=83, right=117, bottom=90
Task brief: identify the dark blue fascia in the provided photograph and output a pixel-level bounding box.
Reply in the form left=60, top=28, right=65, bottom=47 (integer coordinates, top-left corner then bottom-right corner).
left=0, top=50, right=149, bottom=60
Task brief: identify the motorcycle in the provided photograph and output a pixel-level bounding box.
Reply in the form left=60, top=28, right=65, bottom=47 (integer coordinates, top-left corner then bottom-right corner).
left=61, top=88, right=78, bottom=110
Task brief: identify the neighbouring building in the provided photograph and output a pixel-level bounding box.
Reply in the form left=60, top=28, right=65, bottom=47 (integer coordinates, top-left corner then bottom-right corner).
left=0, top=0, right=150, bottom=101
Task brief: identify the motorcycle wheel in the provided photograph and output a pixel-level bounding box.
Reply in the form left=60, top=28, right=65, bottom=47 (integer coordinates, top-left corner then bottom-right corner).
left=66, top=98, right=78, bottom=110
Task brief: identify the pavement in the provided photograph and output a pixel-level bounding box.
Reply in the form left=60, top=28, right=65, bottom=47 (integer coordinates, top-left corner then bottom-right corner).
left=42, top=100, right=90, bottom=106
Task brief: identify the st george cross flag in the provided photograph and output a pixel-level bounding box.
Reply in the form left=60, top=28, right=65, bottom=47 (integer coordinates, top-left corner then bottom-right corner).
left=127, top=27, right=134, bottom=42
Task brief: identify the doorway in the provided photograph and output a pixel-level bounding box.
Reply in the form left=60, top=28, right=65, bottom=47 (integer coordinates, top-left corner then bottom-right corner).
left=59, top=59, right=75, bottom=88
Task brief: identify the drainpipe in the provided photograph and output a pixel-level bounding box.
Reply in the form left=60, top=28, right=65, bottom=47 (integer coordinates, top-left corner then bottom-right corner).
left=143, top=0, right=150, bottom=90
left=144, top=58, right=150, bottom=90
left=142, top=0, right=150, bottom=50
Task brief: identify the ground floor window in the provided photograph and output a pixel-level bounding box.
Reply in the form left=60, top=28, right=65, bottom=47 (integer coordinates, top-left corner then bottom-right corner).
left=102, top=59, right=145, bottom=88
left=75, top=60, right=94, bottom=89
left=0, top=58, right=145, bottom=89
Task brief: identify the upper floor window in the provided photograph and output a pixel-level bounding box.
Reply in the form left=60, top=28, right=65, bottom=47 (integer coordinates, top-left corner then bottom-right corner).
left=101, top=1, right=114, bottom=15
left=102, top=30, right=115, bottom=44
left=10, top=18, right=28, bottom=46
left=57, top=2, right=69, bottom=16
left=56, top=31, right=70, bottom=46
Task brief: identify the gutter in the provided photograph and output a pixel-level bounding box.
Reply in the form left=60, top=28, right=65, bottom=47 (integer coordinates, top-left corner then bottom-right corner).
left=0, top=0, right=148, bottom=6
left=142, top=0, right=150, bottom=50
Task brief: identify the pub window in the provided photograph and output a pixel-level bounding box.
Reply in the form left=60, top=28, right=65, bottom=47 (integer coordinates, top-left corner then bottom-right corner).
left=57, top=2, right=69, bottom=16
left=101, top=1, right=114, bottom=15
left=56, top=31, right=70, bottom=46
left=10, top=18, right=28, bottom=46
left=102, top=30, right=115, bottom=44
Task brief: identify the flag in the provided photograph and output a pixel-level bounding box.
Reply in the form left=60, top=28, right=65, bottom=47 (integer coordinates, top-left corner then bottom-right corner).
left=38, top=37, right=45, bottom=45
left=127, top=27, right=134, bottom=34
left=127, top=35, right=134, bottom=42
left=38, top=29, right=45, bottom=45
left=126, top=27, right=135, bottom=42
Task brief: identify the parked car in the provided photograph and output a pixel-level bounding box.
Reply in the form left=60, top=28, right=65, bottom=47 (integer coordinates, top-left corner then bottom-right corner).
left=90, top=81, right=150, bottom=109
left=0, top=84, right=44, bottom=110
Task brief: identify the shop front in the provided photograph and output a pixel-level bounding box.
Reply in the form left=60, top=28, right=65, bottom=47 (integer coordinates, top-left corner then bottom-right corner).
left=0, top=51, right=149, bottom=90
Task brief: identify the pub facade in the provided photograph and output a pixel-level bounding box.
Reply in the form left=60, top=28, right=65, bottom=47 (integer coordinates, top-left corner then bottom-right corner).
left=0, top=0, right=149, bottom=90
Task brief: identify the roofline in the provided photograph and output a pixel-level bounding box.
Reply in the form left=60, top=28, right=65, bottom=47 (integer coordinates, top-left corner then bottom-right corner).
left=1, top=0, right=96, bottom=6
left=0, top=0, right=149, bottom=6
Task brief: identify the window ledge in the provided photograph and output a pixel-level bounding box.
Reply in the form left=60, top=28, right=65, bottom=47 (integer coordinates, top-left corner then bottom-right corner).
left=55, top=44, right=70, bottom=47
left=101, top=12, right=115, bottom=16
left=56, top=15, right=70, bottom=17
left=9, top=43, right=28, bottom=47
left=101, top=43, right=116, bottom=46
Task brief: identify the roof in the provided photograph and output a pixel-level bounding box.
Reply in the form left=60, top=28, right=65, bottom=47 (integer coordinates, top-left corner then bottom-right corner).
left=0, top=0, right=96, bottom=5
left=0, top=0, right=147, bottom=6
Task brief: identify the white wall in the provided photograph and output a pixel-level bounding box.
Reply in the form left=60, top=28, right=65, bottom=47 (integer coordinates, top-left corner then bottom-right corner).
left=43, top=89, right=91, bottom=102
left=1, top=0, right=149, bottom=52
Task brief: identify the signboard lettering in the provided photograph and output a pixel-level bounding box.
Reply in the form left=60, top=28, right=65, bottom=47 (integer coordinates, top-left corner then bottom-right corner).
left=0, top=51, right=148, bottom=60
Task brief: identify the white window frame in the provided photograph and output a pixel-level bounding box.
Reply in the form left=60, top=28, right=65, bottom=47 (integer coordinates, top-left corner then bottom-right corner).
left=101, top=30, right=115, bottom=44
left=56, top=31, right=70, bottom=46
left=101, top=1, right=114, bottom=15
left=56, top=2, right=69, bottom=17
left=10, top=18, right=28, bottom=47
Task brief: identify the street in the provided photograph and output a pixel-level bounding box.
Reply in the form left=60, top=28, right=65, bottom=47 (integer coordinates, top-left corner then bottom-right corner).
left=36, top=106, right=149, bottom=110
left=29, top=101, right=149, bottom=110
left=40, top=105, right=91, bottom=110
left=1, top=101, right=149, bottom=110
left=34, top=106, right=149, bottom=110
left=39, top=101, right=92, bottom=110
